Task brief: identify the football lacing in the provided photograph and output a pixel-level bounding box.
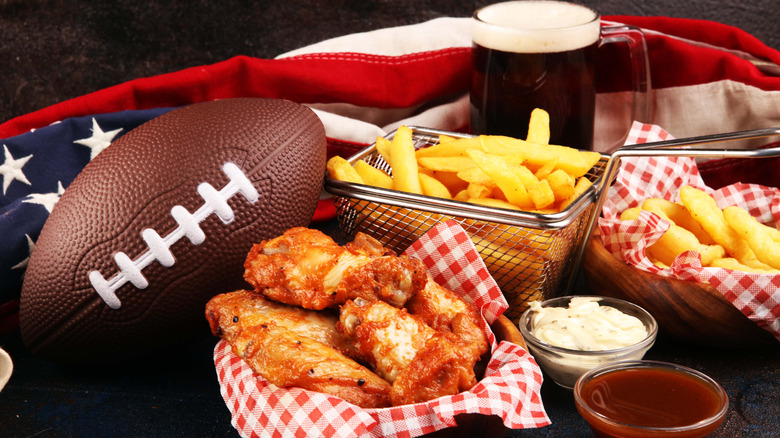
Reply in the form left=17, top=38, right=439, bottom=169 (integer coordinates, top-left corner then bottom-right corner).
left=88, top=162, right=259, bottom=309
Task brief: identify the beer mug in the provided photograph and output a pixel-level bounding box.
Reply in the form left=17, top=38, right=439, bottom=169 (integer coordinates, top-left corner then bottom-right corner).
left=470, top=1, right=651, bottom=151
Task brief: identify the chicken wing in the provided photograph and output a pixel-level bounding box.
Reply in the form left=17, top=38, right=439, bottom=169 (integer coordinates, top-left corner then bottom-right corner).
left=206, top=290, right=390, bottom=408
left=338, top=298, right=481, bottom=405
left=389, top=330, right=480, bottom=406
left=205, top=289, right=355, bottom=355
left=405, top=277, right=489, bottom=360
left=337, top=298, right=437, bottom=383
left=244, top=227, right=427, bottom=310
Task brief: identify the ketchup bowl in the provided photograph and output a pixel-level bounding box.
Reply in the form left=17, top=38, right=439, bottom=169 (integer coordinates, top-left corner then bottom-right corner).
left=518, top=295, right=657, bottom=389
left=574, top=360, right=728, bottom=437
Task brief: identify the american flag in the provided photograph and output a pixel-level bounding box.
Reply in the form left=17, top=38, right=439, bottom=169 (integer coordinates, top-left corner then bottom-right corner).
left=0, top=108, right=174, bottom=332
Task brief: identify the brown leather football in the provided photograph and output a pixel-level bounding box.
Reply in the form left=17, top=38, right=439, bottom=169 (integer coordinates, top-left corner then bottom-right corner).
left=20, top=98, right=327, bottom=364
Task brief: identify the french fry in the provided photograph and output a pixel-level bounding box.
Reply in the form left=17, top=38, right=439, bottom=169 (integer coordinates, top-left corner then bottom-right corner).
left=679, top=186, right=756, bottom=263
left=375, top=136, right=393, bottom=164
left=415, top=136, right=482, bottom=158
left=417, top=156, right=476, bottom=173
left=481, top=136, right=599, bottom=178
left=620, top=207, right=642, bottom=221
left=526, top=108, right=551, bottom=145
left=710, top=257, right=780, bottom=274
left=418, top=172, right=452, bottom=199
left=534, top=157, right=559, bottom=179
left=438, top=134, right=457, bottom=144
left=328, top=113, right=600, bottom=218
left=429, top=170, right=468, bottom=195
left=641, top=198, right=715, bottom=245
left=467, top=182, right=492, bottom=199
left=620, top=206, right=725, bottom=266
left=545, top=169, right=576, bottom=202
left=723, top=205, right=780, bottom=270
left=353, top=159, right=393, bottom=189
left=326, top=156, right=364, bottom=184
left=648, top=254, right=670, bottom=270
left=531, top=207, right=560, bottom=214
left=527, top=179, right=555, bottom=210
left=453, top=189, right=470, bottom=202
left=559, top=177, right=593, bottom=210
left=654, top=226, right=726, bottom=267
left=466, top=148, right=533, bottom=209
left=457, top=166, right=497, bottom=188
left=390, top=125, right=422, bottom=194
left=508, top=163, right=539, bottom=189
left=492, top=186, right=508, bottom=202
left=618, top=186, right=780, bottom=275
left=420, top=152, right=523, bottom=174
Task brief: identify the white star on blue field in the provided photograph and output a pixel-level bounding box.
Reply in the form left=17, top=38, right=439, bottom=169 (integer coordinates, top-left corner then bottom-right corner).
left=0, top=107, right=174, bottom=305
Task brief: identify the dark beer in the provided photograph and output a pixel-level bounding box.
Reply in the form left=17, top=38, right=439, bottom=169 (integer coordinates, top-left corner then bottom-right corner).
left=470, top=1, right=600, bottom=150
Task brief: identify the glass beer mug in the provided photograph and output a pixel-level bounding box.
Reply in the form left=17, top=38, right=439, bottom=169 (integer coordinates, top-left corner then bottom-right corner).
left=470, top=1, right=651, bottom=151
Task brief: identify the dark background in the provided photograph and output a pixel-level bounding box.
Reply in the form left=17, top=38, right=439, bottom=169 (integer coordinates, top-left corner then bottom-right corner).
left=1, top=0, right=778, bottom=126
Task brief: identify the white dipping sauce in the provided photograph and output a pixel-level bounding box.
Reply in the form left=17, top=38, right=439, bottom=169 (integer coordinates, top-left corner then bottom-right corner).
left=528, top=297, right=647, bottom=351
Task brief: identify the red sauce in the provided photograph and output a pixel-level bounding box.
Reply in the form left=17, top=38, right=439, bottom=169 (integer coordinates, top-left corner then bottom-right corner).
left=578, top=367, right=726, bottom=437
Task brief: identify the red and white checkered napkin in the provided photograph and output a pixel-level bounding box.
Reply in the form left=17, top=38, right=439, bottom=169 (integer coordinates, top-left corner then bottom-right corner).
left=214, top=219, right=550, bottom=438
left=598, top=121, right=780, bottom=341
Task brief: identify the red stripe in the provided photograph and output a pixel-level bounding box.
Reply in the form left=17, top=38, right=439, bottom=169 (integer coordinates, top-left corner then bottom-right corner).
left=311, top=199, right=336, bottom=223
left=0, top=49, right=471, bottom=139
left=606, top=16, right=780, bottom=91
left=609, top=16, right=780, bottom=65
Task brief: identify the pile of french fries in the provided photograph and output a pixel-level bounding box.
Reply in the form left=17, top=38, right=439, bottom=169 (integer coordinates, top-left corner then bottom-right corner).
left=327, top=108, right=601, bottom=214
left=621, top=185, right=780, bottom=274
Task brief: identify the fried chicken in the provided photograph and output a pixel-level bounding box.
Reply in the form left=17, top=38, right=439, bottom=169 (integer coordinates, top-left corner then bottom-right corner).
left=337, top=298, right=482, bottom=406
left=205, top=289, right=355, bottom=355
left=244, top=227, right=427, bottom=310
left=206, top=290, right=390, bottom=408
left=337, top=298, right=437, bottom=383
left=210, top=227, right=492, bottom=408
left=405, top=277, right=490, bottom=360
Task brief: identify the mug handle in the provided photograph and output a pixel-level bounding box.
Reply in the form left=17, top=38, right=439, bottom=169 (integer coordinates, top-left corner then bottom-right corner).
left=599, top=25, right=652, bottom=151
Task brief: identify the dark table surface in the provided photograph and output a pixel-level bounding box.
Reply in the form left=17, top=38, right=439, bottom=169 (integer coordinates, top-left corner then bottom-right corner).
left=2, top=219, right=779, bottom=438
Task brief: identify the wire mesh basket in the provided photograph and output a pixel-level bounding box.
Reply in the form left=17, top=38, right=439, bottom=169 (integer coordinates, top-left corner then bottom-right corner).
left=324, top=127, right=609, bottom=320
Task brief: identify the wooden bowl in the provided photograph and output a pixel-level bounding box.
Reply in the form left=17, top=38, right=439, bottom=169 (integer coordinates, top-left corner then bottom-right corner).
left=582, top=233, right=776, bottom=347
left=492, top=314, right=527, bottom=350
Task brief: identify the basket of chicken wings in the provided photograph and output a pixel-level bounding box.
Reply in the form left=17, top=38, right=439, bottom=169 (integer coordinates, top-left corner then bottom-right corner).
left=206, top=221, right=549, bottom=438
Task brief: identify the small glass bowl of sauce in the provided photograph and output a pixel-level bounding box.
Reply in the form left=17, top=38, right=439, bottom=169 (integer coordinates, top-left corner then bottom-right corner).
left=574, top=360, right=728, bottom=437
left=518, top=296, right=657, bottom=388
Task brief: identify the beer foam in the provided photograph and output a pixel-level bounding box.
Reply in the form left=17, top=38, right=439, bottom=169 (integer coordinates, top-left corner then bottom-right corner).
left=472, top=1, right=600, bottom=53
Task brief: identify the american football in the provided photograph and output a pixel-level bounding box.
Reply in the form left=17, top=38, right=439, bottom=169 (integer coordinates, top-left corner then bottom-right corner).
left=19, top=98, right=327, bottom=364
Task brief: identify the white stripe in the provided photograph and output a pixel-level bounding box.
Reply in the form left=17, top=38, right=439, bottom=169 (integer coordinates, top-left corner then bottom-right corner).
left=308, top=93, right=470, bottom=146
left=277, top=17, right=471, bottom=59
left=595, top=80, right=780, bottom=153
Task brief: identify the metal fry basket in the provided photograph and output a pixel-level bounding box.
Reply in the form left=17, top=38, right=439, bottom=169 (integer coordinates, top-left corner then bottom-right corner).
left=324, top=127, right=610, bottom=320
